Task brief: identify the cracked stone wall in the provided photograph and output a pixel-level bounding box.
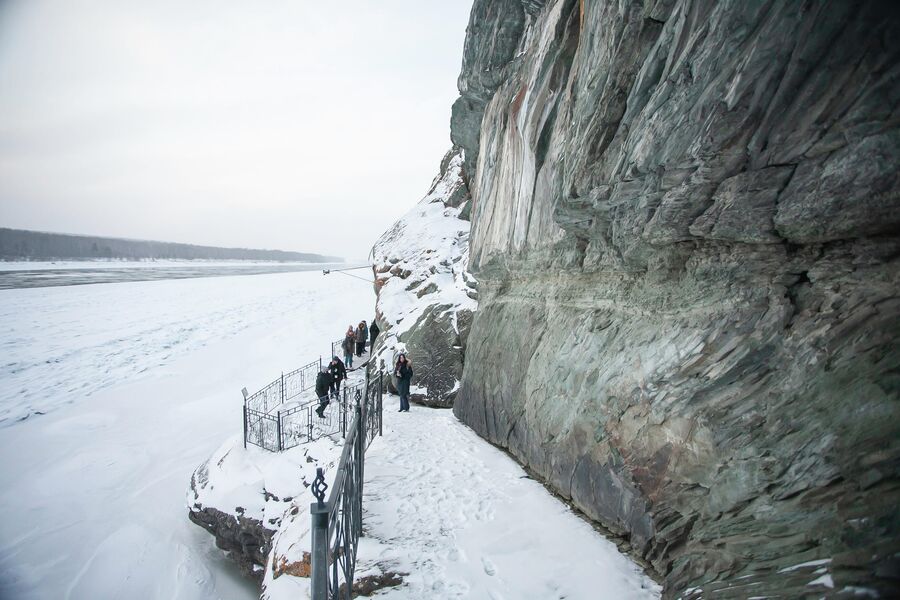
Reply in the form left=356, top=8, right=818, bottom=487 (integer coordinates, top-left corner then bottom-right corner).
left=451, top=0, right=900, bottom=597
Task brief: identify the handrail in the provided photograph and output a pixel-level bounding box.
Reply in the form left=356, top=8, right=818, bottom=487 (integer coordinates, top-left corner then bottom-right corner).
left=330, top=338, right=345, bottom=360
left=244, top=357, right=321, bottom=415
left=241, top=356, right=324, bottom=451
left=309, top=371, right=382, bottom=599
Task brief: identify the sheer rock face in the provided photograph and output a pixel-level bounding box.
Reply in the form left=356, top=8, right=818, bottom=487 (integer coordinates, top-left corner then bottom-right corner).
left=452, top=0, right=900, bottom=597
left=452, top=0, right=546, bottom=176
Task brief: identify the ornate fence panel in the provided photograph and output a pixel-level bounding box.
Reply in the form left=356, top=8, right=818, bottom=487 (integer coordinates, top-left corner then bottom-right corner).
left=310, top=370, right=383, bottom=600
left=243, top=358, right=323, bottom=450
left=363, top=372, right=383, bottom=448
left=245, top=378, right=281, bottom=415
left=330, top=338, right=345, bottom=360
left=244, top=406, right=280, bottom=450
left=279, top=403, right=310, bottom=450
left=283, top=359, right=321, bottom=403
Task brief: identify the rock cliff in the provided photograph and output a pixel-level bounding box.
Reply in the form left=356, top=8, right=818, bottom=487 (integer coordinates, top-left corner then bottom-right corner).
left=370, top=147, right=478, bottom=407
left=436, top=0, right=899, bottom=597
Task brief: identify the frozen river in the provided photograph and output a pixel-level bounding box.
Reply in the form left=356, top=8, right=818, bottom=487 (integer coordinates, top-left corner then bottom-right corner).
left=0, top=265, right=374, bottom=599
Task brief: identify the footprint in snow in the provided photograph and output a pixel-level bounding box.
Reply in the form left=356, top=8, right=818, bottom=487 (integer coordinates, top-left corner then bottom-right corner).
left=447, top=546, right=464, bottom=562
left=481, top=556, right=497, bottom=576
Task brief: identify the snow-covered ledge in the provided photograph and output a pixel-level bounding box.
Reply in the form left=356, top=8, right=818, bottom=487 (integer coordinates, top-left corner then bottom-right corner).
left=187, top=434, right=342, bottom=586
left=370, top=147, right=478, bottom=407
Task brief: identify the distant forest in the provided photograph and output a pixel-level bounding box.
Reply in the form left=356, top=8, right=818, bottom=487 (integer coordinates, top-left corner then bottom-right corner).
left=0, top=228, right=342, bottom=263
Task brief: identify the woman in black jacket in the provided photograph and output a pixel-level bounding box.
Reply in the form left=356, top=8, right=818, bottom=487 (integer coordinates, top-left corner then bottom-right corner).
left=369, top=320, right=380, bottom=348
left=394, top=353, right=413, bottom=412
left=327, top=356, right=346, bottom=399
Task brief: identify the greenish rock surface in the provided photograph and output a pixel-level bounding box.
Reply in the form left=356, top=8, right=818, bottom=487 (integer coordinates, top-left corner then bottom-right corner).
left=446, top=0, right=900, bottom=597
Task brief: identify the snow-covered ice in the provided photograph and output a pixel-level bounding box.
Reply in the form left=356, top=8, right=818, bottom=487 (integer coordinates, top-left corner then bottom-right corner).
left=0, top=268, right=374, bottom=600
left=0, top=264, right=353, bottom=424
left=0, top=259, right=349, bottom=290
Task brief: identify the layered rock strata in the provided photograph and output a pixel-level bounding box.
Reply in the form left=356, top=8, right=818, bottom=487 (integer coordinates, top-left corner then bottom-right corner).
left=447, top=0, right=900, bottom=597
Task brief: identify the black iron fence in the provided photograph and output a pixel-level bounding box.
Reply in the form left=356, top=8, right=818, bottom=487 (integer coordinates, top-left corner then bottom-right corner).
left=331, top=338, right=345, bottom=360
left=332, top=337, right=373, bottom=361
left=243, top=358, right=321, bottom=451
left=310, top=371, right=383, bottom=599
left=244, top=358, right=321, bottom=415
left=244, top=378, right=369, bottom=452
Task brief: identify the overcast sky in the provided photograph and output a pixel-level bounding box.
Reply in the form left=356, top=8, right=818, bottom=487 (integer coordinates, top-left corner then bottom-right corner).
left=0, top=0, right=473, bottom=259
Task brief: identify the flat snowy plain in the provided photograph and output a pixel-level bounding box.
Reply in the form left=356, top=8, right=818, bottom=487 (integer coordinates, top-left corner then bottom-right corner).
left=0, top=264, right=372, bottom=600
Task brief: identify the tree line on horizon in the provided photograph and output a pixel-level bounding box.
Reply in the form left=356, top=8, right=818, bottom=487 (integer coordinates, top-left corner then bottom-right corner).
left=0, top=228, right=341, bottom=263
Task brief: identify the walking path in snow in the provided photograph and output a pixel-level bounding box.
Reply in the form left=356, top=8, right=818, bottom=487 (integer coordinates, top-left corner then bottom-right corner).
left=355, top=405, right=661, bottom=600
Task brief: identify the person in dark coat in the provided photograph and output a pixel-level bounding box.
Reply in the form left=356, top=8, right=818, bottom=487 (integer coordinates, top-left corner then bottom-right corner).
left=341, top=327, right=355, bottom=368
left=315, top=368, right=331, bottom=418
left=394, top=353, right=413, bottom=412
left=327, top=356, right=346, bottom=399
left=369, top=320, right=380, bottom=348
left=355, top=321, right=368, bottom=356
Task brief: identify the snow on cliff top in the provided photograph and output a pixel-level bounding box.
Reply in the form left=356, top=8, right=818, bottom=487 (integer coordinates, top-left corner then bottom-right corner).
left=369, top=150, right=477, bottom=378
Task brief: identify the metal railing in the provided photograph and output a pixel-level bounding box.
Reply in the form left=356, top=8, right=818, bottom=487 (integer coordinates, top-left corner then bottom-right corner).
left=330, top=338, right=345, bottom=360
left=332, top=338, right=374, bottom=363
left=243, top=358, right=321, bottom=415
left=242, top=356, right=321, bottom=451
left=245, top=380, right=369, bottom=452
left=310, top=371, right=383, bottom=599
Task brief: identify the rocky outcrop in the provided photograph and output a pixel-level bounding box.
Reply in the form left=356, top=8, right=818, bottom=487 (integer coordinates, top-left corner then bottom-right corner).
left=188, top=504, right=272, bottom=583
left=187, top=434, right=343, bottom=592
left=370, top=147, right=478, bottom=407
left=449, top=0, right=900, bottom=597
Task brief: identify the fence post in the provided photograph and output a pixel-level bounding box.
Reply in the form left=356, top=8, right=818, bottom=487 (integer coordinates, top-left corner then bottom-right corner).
left=281, top=372, right=285, bottom=404
left=242, top=402, right=248, bottom=449
left=341, top=387, right=347, bottom=436
left=276, top=410, right=283, bottom=452
left=378, top=372, right=383, bottom=437
left=310, top=505, right=328, bottom=599
left=364, top=369, right=370, bottom=427
left=356, top=404, right=365, bottom=537
left=307, top=406, right=313, bottom=442
left=310, top=467, right=329, bottom=600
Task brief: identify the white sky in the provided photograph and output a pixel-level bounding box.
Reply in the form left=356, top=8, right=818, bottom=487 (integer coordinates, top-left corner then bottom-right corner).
left=0, top=0, right=473, bottom=259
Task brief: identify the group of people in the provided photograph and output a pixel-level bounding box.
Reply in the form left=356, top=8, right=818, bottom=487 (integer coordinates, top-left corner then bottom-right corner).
left=315, top=318, right=381, bottom=418
left=340, top=319, right=379, bottom=368
left=313, top=318, right=414, bottom=418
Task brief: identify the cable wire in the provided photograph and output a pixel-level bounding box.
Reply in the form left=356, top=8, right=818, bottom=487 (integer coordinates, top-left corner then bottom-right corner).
left=322, top=266, right=373, bottom=283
